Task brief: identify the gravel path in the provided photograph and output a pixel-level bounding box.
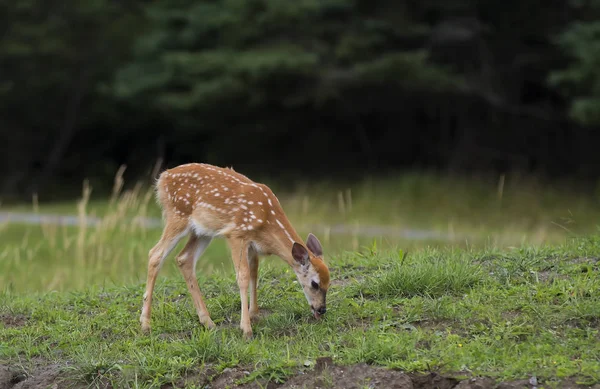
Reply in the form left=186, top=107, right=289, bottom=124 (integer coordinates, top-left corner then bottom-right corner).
left=0, top=211, right=456, bottom=241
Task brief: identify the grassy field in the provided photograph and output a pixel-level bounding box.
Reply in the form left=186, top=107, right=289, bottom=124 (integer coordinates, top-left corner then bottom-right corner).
left=1, top=170, right=600, bottom=388
left=1, top=237, right=600, bottom=388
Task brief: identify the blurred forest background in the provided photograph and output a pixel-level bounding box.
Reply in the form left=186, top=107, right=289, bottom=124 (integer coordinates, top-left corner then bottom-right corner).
left=2, top=0, right=600, bottom=200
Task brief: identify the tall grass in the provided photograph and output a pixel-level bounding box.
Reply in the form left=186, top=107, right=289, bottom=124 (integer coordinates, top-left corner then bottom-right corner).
left=273, top=171, right=600, bottom=245
left=0, top=168, right=171, bottom=292
left=1, top=167, right=426, bottom=293
left=2, top=166, right=600, bottom=293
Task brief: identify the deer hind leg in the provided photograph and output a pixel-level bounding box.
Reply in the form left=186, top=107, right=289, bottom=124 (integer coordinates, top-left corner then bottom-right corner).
left=175, top=234, right=215, bottom=329
left=227, top=237, right=253, bottom=339
left=248, top=246, right=260, bottom=320
left=140, top=218, right=189, bottom=333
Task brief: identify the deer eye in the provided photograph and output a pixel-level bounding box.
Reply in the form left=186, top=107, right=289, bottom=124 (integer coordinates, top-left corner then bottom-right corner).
left=311, top=281, right=319, bottom=290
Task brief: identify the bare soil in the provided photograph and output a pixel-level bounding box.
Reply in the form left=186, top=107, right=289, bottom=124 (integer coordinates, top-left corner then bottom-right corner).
left=3, top=357, right=600, bottom=389
left=0, top=364, right=85, bottom=389
left=0, top=314, right=28, bottom=328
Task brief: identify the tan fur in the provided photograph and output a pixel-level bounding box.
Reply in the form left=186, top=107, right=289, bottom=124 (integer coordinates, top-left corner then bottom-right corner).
left=140, top=163, right=331, bottom=339
left=311, top=258, right=330, bottom=290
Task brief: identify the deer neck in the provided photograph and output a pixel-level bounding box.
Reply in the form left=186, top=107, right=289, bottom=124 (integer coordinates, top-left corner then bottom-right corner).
left=259, top=216, right=304, bottom=268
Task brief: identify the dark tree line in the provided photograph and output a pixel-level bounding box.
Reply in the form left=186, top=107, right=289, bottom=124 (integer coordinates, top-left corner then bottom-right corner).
left=1, top=0, right=600, bottom=199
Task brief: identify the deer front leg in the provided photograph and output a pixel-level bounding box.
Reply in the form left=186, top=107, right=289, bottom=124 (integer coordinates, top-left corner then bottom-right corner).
left=228, top=238, right=253, bottom=339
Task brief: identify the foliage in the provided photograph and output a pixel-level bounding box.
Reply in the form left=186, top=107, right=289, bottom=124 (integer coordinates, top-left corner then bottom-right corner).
left=0, top=0, right=143, bottom=196
left=548, top=2, right=600, bottom=126
left=113, top=0, right=461, bottom=111
left=109, top=0, right=463, bottom=167
left=3, top=0, right=600, bottom=197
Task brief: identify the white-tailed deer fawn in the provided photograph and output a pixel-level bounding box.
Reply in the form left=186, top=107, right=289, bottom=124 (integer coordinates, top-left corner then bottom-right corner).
left=140, top=163, right=330, bottom=338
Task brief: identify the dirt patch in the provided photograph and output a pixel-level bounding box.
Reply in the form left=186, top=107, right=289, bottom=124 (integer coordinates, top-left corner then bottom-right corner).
left=208, top=367, right=253, bottom=388
left=410, top=372, right=459, bottom=389
left=454, top=377, right=497, bottom=389
left=330, top=275, right=364, bottom=288
left=0, top=364, right=85, bottom=389
left=565, top=257, right=600, bottom=266
left=279, top=362, right=414, bottom=389
left=536, top=257, right=600, bottom=283
left=0, top=314, right=28, bottom=328
left=226, top=358, right=600, bottom=389
left=3, top=359, right=600, bottom=389
left=206, top=358, right=582, bottom=389
left=251, top=308, right=274, bottom=320
left=535, top=270, right=569, bottom=283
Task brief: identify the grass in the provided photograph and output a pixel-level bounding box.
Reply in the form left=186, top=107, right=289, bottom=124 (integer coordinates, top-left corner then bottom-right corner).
left=1, top=221, right=438, bottom=294
left=1, top=237, right=600, bottom=388
left=361, top=249, right=482, bottom=299
left=1, top=168, right=600, bottom=293
left=5, top=169, right=600, bottom=240
left=2, top=168, right=600, bottom=386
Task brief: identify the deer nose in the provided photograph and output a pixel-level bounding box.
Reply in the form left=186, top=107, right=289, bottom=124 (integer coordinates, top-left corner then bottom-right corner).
left=317, top=306, right=327, bottom=315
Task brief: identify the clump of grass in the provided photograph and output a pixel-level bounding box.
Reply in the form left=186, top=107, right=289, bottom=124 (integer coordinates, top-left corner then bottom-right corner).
left=362, top=249, right=484, bottom=298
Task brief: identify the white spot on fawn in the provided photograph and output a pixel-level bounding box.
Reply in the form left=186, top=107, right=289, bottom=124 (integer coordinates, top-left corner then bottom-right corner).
left=275, top=219, right=294, bottom=242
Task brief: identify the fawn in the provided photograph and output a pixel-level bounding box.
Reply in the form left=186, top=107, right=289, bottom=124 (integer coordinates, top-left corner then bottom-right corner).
left=140, top=163, right=330, bottom=338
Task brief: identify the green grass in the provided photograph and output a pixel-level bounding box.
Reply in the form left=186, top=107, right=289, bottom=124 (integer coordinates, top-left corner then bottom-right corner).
left=0, top=221, right=451, bottom=294
left=2, top=170, right=600, bottom=386
left=2, top=170, right=600, bottom=294
left=2, top=237, right=600, bottom=388
left=361, top=249, right=482, bottom=299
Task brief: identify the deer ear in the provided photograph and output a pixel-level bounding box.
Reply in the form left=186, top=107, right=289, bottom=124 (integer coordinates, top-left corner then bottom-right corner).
left=306, top=233, right=323, bottom=257
left=291, top=242, right=309, bottom=266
